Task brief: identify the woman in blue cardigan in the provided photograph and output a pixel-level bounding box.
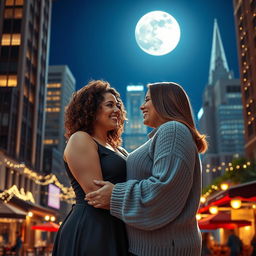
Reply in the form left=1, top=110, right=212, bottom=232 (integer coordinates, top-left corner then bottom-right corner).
left=87, top=82, right=208, bottom=256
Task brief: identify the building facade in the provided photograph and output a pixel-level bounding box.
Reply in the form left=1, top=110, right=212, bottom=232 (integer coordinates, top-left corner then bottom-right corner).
left=198, top=20, right=245, bottom=187
left=0, top=0, right=52, bottom=171
left=233, top=0, right=256, bottom=160
left=44, top=65, right=75, bottom=165
left=123, top=85, right=148, bottom=152
left=0, top=0, right=56, bottom=252
left=42, top=65, right=75, bottom=218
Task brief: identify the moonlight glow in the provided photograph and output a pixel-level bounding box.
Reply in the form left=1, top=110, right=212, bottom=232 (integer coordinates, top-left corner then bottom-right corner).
left=135, top=11, right=181, bottom=56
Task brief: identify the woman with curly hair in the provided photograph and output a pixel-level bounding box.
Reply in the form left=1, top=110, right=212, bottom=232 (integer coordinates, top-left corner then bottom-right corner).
left=52, top=80, right=129, bottom=256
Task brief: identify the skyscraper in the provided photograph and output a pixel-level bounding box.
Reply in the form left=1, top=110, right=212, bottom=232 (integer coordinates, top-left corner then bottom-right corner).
left=42, top=65, right=75, bottom=216
left=43, top=65, right=75, bottom=180
left=44, top=65, right=75, bottom=157
left=0, top=0, right=52, bottom=171
left=0, top=1, right=56, bottom=247
left=123, top=85, right=148, bottom=152
left=233, top=0, right=256, bottom=160
left=198, top=20, right=245, bottom=186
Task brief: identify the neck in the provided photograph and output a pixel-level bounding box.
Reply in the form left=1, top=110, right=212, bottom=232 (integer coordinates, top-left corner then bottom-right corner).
left=92, top=130, right=108, bottom=145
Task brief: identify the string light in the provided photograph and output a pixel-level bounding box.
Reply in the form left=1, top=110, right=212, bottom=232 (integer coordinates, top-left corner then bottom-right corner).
left=203, top=161, right=251, bottom=174
left=1, top=155, right=75, bottom=203
left=201, top=160, right=253, bottom=203
left=0, top=185, right=35, bottom=203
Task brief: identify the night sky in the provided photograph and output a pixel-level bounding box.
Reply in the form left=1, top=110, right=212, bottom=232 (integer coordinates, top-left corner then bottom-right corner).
left=49, top=0, right=239, bottom=116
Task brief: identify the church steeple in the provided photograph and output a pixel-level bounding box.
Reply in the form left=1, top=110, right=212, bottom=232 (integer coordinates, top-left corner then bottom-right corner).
left=208, top=19, right=233, bottom=85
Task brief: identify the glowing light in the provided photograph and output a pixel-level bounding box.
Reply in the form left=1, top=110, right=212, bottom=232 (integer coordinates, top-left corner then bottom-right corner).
left=245, top=226, right=251, bottom=231
left=50, top=216, right=56, bottom=222
left=135, top=11, right=180, bottom=56
left=45, top=215, right=50, bottom=221
left=230, top=199, right=242, bottom=209
left=127, top=85, right=144, bottom=92
left=28, top=212, right=33, bottom=217
left=196, top=214, right=202, bottom=220
left=209, top=206, right=218, bottom=214
left=197, top=108, right=204, bottom=120
left=200, top=197, right=206, bottom=203
left=220, top=183, right=229, bottom=191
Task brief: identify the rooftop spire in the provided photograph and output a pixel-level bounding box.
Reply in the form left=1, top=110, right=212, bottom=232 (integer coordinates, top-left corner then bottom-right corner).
left=208, top=19, right=233, bottom=85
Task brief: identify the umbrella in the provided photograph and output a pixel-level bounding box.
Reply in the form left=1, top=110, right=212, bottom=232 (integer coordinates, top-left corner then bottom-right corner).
left=199, top=212, right=251, bottom=230
left=31, top=222, right=60, bottom=232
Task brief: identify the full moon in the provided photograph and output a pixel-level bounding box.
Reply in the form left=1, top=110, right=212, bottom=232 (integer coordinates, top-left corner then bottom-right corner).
left=135, top=11, right=181, bottom=56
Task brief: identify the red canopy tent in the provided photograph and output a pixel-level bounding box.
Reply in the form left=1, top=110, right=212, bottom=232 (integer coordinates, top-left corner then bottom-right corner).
left=199, top=181, right=256, bottom=214
left=199, top=212, right=251, bottom=230
left=31, top=222, right=60, bottom=232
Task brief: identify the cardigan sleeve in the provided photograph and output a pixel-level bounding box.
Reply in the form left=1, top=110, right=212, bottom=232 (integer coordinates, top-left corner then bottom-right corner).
left=110, top=121, right=197, bottom=231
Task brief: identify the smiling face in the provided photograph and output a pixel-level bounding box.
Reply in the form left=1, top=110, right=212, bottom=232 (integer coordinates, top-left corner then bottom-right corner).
left=140, top=90, right=165, bottom=128
left=94, top=92, right=121, bottom=132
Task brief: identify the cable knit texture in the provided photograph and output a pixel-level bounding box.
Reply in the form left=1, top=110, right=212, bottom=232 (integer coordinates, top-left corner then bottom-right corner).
left=110, top=121, right=202, bottom=256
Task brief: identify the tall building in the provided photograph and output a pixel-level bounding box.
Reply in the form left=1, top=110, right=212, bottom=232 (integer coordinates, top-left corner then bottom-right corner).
left=198, top=20, right=245, bottom=186
left=0, top=0, right=52, bottom=171
left=123, top=85, right=148, bottom=152
left=233, top=0, right=256, bottom=160
left=42, top=65, right=75, bottom=218
left=44, top=65, right=75, bottom=158
left=0, top=0, right=57, bottom=250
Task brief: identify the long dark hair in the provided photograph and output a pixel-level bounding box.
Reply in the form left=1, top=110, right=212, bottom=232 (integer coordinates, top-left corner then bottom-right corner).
left=148, top=82, right=208, bottom=153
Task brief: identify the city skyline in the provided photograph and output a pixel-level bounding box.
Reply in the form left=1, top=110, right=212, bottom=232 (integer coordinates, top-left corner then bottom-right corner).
left=49, top=0, right=239, bottom=115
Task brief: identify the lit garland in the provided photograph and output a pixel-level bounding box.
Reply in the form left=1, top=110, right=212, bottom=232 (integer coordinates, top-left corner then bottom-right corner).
left=204, top=161, right=251, bottom=173
left=201, top=161, right=252, bottom=202
left=0, top=185, right=35, bottom=203
left=23, top=168, right=75, bottom=199
left=3, top=157, right=75, bottom=202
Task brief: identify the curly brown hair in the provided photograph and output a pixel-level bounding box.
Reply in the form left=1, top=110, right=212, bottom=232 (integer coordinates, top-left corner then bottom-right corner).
left=65, top=80, right=126, bottom=148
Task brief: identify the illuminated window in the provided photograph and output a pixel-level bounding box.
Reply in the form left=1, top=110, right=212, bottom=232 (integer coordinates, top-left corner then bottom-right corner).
left=0, top=75, right=17, bottom=87
left=5, top=0, right=14, bottom=6
left=1, top=34, right=21, bottom=46
left=44, top=139, right=59, bottom=145
left=26, top=49, right=31, bottom=59
left=44, top=139, right=53, bottom=144
left=47, top=96, right=61, bottom=101
left=0, top=75, right=7, bottom=87
left=24, top=84, right=28, bottom=97
left=4, top=8, right=13, bottom=18
left=8, top=75, right=17, bottom=87
left=14, top=8, right=23, bottom=18
left=47, top=91, right=61, bottom=95
left=1, top=34, right=11, bottom=45
left=12, top=34, right=21, bottom=45
left=15, top=0, right=24, bottom=5
left=5, top=0, right=23, bottom=5
left=46, top=107, right=60, bottom=112
left=29, top=91, right=34, bottom=103
left=47, top=83, right=62, bottom=88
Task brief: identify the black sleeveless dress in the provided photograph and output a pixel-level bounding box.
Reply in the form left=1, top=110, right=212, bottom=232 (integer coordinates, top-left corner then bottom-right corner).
left=52, top=142, right=129, bottom=256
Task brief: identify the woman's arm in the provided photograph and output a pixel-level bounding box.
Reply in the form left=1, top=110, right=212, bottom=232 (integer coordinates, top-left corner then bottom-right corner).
left=64, top=131, right=103, bottom=194
left=87, top=122, right=198, bottom=230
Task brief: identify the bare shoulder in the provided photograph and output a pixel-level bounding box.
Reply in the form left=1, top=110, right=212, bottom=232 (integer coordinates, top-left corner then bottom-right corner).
left=64, top=131, right=97, bottom=160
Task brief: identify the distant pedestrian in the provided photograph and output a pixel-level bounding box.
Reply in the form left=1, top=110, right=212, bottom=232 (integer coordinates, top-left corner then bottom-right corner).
left=251, top=235, right=256, bottom=256
left=201, top=232, right=214, bottom=256
left=11, top=232, right=22, bottom=256
left=227, top=230, right=243, bottom=256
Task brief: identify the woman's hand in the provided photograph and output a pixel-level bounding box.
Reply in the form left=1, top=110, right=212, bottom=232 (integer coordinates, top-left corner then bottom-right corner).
left=85, top=180, right=114, bottom=210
